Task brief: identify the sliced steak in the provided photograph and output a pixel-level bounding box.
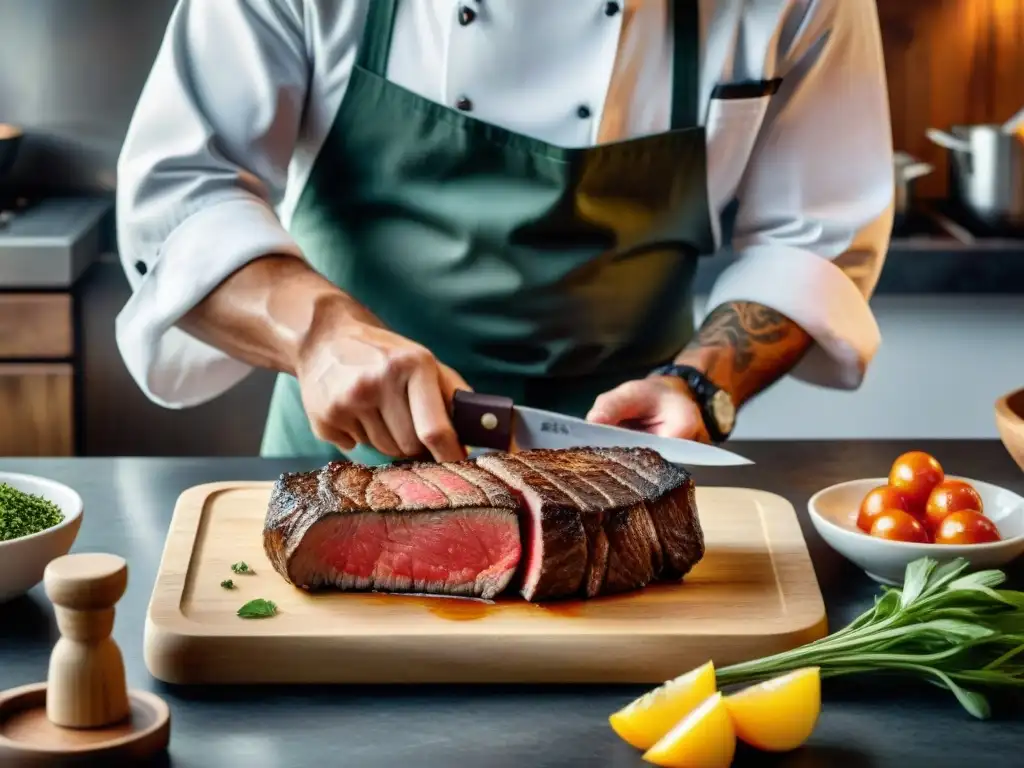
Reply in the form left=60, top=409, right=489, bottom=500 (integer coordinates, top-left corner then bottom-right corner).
left=264, top=461, right=521, bottom=599
left=513, top=449, right=662, bottom=596
left=595, top=448, right=705, bottom=580
left=263, top=446, right=703, bottom=604
left=474, top=453, right=588, bottom=601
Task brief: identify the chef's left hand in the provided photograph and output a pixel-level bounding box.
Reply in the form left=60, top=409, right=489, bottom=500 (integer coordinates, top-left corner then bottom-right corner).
left=586, top=376, right=711, bottom=444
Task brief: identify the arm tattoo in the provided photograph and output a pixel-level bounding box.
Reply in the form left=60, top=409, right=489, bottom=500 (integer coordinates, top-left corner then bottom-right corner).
left=675, top=301, right=812, bottom=406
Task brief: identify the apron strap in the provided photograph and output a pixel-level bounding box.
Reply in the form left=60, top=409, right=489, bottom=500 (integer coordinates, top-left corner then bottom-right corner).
left=670, top=0, right=701, bottom=130
left=356, top=0, right=400, bottom=76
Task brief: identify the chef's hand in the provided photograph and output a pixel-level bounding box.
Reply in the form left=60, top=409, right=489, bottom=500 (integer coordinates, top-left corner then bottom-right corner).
left=586, top=376, right=711, bottom=444
left=295, top=317, right=469, bottom=462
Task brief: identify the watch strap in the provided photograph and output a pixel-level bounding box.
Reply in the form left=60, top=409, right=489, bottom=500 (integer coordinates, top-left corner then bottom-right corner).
left=650, top=364, right=732, bottom=443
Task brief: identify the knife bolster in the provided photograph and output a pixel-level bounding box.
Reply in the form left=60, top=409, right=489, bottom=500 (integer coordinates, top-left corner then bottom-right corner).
left=451, top=390, right=514, bottom=451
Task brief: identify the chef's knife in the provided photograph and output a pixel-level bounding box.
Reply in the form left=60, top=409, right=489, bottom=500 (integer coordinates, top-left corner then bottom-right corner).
left=450, top=390, right=752, bottom=467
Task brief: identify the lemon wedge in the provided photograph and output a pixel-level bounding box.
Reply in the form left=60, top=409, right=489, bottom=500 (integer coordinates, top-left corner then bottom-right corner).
left=642, top=692, right=736, bottom=768
left=609, top=661, right=717, bottom=750
left=724, top=667, right=821, bottom=752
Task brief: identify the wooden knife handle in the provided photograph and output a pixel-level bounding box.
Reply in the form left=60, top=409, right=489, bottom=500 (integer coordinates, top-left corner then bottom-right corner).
left=450, top=390, right=514, bottom=451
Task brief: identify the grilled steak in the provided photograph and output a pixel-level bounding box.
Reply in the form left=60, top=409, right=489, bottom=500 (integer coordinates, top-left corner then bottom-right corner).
left=263, top=447, right=703, bottom=602
left=264, top=461, right=522, bottom=599
left=476, top=448, right=700, bottom=600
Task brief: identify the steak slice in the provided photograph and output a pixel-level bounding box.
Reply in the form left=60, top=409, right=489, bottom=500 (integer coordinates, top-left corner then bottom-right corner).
left=513, top=449, right=663, bottom=596
left=504, top=451, right=610, bottom=598
left=474, top=453, right=588, bottom=601
left=263, top=461, right=521, bottom=599
left=595, top=448, right=705, bottom=580
left=263, top=467, right=340, bottom=581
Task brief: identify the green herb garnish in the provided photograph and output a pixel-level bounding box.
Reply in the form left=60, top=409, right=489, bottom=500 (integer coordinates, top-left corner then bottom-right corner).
left=716, top=557, right=1024, bottom=719
left=237, top=598, right=277, bottom=619
left=220, top=579, right=235, bottom=590
left=231, top=561, right=253, bottom=575
left=0, top=483, right=65, bottom=542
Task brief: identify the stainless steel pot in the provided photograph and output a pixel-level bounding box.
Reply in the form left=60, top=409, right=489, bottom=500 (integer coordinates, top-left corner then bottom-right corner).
left=927, top=124, right=1024, bottom=227
left=894, top=151, right=933, bottom=219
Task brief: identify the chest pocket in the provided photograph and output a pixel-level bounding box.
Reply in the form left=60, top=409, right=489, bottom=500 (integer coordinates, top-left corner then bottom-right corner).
left=705, top=79, right=782, bottom=247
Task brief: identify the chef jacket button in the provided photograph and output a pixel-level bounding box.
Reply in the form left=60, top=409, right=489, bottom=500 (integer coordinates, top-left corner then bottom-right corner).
left=458, top=5, right=477, bottom=25
left=577, top=104, right=592, bottom=119
left=456, top=96, right=473, bottom=112
left=134, top=260, right=147, bottom=276
left=604, top=1, right=621, bottom=17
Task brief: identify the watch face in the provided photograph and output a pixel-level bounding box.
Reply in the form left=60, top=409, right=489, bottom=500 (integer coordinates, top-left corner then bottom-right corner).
left=710, top=389, right=736, bottom=436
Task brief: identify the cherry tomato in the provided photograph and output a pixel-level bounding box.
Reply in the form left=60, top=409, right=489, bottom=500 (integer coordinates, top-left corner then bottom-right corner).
left=924, top=480, right=984, bottom=533
left=857, top=485, right=910, bottom=532
left=933, top=510, right=1001, bottom=545
left=869, top=509, right=930, bottom=544
left=888, top=451, right=944, bottom=516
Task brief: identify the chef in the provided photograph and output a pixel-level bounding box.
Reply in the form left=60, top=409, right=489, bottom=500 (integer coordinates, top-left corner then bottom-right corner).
left=115, top=0, right=893, bottom=465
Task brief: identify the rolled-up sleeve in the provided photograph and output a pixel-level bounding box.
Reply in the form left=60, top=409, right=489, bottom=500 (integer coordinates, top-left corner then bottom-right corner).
left=704, top=0, right=894, bottom=390
left=115, top=0, right=309, bottom=408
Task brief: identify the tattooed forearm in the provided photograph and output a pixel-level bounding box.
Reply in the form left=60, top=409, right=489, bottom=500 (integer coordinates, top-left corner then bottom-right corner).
left=674, top=301, right=812, bottom=406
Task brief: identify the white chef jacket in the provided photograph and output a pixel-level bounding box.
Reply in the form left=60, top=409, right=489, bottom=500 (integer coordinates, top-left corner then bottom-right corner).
left=116, top=0, right=894, bottom=410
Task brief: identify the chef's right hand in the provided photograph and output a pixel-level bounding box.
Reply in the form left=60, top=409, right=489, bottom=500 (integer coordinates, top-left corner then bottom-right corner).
left=294, top=313, right=470, bottom=463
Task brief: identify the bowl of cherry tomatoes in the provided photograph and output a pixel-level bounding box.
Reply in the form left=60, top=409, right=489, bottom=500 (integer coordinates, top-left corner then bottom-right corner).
left=808, top=450, right=1024, bottom=584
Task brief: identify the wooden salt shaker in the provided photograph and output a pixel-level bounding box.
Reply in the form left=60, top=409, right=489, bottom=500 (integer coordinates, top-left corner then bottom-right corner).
left=44, top=553, right=131, bottom=728
left=0, top=553, right=170, bottom=764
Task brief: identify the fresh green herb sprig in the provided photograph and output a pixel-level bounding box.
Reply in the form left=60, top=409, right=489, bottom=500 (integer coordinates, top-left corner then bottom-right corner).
left=231, top=561, right=254, bottom=575
left=0, top=483, right=65, bottom=542
left=220, top=579, right=235, bottom=590
left=238, top=598, right=277, bottom=619
left=716, top=557, right=1024, bottom=719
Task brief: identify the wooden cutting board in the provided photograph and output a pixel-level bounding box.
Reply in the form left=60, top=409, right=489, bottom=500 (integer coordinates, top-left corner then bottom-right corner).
left=144, top=482, right=827, bottom=685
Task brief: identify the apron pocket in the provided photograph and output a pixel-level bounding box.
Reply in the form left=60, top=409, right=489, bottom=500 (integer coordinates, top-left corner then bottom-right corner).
left=705, top=95, right=773, bottom=246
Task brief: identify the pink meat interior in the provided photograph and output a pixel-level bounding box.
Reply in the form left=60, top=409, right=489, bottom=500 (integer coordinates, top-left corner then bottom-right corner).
left=293, top=508, right=521, bottom=599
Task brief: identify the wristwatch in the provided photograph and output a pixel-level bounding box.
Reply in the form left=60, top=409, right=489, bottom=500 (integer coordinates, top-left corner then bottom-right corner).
left=649, top=364, right=736, bottom=444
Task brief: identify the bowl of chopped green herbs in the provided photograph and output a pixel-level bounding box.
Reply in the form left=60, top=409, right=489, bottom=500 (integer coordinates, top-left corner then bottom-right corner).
left=0, top=472, right=83, bottom=603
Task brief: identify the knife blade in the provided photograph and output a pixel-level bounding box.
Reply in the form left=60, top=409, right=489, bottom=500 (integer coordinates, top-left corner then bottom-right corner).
left=450, top=390, right=752, bottom=467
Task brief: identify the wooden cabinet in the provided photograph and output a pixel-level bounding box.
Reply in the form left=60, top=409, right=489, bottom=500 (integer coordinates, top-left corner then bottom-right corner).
left=0, top=293, right=77, bottom=457
left=0, top=294, right=73, bottom=358
left=0, top=364, right=74, bottom=456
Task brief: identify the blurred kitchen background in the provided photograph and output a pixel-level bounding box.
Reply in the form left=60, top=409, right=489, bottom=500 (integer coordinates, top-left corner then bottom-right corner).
left=0, top=0, right=1022, bottom=457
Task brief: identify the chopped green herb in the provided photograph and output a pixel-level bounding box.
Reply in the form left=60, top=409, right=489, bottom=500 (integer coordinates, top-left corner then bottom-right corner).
left=0, top=483, right=65, bottom=542
left=716, top=557, right=1024, bottom=720
left=237, top=598, right=277, bottom=619
left=220, top=579, right=235, bottom=590
left=231, top=561, right=254, bottom=575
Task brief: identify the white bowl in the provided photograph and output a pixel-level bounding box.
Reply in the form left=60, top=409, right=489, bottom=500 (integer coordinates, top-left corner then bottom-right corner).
left=0, top=472, right=83, bottom=602
left=808, top=476, right=1024, bottom=585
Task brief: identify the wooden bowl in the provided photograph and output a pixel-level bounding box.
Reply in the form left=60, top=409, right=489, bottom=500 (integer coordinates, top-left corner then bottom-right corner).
left=995, top=387, right=1024, bottom=472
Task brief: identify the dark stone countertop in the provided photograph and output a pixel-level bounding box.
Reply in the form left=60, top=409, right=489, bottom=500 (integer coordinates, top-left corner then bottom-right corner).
left=1, top=442, right=1022, bottom=767
left=692, top=242, right=1024, bottom=295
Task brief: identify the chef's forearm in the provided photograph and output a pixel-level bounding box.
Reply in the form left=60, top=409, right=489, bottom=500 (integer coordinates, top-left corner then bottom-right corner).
left=674, top=301, right=812, bottom=406
left=178, top=255, right=379, bottom=376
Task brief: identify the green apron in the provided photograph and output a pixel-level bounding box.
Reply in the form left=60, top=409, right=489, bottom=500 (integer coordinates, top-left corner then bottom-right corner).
left=262, top=0, right=716, bottom=463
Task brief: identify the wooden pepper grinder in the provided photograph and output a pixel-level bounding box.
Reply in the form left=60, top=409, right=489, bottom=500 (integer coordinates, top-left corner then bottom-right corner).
left=0, top=553, right=171, bottom=764
left=44, top=553, right=131, bottom=728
